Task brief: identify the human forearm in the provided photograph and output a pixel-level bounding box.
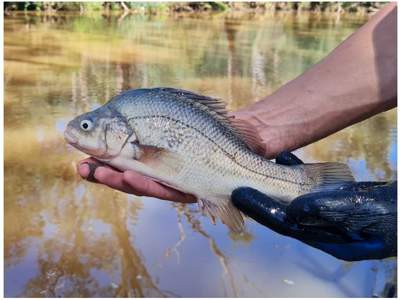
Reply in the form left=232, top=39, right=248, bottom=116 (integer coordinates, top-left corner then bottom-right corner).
left=236, top=3, right=397, bottom=158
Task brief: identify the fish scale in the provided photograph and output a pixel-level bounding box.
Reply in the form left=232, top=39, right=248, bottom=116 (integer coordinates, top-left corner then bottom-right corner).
left=65, top=87, right=354, bottom=232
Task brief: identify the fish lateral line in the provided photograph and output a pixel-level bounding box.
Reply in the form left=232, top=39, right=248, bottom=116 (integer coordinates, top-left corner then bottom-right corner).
left=126, top=114, right=315, bottom=186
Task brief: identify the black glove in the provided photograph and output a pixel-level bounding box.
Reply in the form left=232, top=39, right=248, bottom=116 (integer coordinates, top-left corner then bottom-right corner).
left=231, top=151, right=397, bottom=261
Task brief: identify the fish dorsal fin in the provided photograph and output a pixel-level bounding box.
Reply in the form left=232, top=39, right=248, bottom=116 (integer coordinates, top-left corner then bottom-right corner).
left=159, top=88, right=265, bottom=155
left=229, top=116, right=266, bottom=155
left=160, top=87, right=229, bottom=118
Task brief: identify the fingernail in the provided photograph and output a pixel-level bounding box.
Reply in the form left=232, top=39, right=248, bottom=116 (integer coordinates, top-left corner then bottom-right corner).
left=78, top=162, right=98, bottom=182
left=86, top=163, right=99, bottom=182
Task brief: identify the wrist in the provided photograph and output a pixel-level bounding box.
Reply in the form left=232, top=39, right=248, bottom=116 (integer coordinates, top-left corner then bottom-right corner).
left=234, top=96, right=312, bottom=157
left=241, top=84, right=326, bottom=151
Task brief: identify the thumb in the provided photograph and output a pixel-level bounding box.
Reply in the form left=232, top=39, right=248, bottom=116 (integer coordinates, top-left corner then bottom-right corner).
left=231, top=187, right=290, bottom=233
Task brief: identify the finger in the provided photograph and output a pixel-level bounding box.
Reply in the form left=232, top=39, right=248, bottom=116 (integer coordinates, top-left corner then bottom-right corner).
left=275, top=151, right=303, bottom=166
left=78, top=157, right=121, bottom=172
left=78, top=158, right=115, bottom=182
left=123, top=171, right=197, bottom=203
left=232, top=188, right=349, bottom=244
left=78, top=157, right=102, bottom=164
left=77, top=158, right=196, bottom=203
left=86, top=163, right=99, bottom=182
left=88, top=165, right=138, bottom=194
left=77, top=162, right=92, bottom=179
left=335, top=181, right=391, bottom=192
left=306, top=239, right=387, bottom=261
left=287, top=190, right=395, bottom=242
left=287, top=191, right=351, bottom=225
left=289, top=186, right=397, bottom=224
left=77, top=157, right=104, bottom=178
left=231, top=187, right=296, bottom=234
left=288, top=186, right=397, bottom=256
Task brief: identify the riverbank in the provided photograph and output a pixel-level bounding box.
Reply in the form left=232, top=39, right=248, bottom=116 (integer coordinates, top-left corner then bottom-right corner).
left=4, top=2, right=386, bottom=15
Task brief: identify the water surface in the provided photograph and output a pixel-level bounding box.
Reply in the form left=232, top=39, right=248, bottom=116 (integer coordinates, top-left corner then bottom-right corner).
left=5, top=11, right=397, bottom=297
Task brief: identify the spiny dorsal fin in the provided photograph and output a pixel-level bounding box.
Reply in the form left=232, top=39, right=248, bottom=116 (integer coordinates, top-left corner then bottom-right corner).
left=159, top=88, right=265, bottom=155
left=229, top=116, right=266, bottom=155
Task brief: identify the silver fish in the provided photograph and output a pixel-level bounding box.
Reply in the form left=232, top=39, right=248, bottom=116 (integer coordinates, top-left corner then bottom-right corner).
left=64, top=88, right=354, bottom=231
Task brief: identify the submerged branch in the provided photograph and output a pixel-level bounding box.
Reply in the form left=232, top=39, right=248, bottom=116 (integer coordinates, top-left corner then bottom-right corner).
left=178, top=204, right=239, bottom=297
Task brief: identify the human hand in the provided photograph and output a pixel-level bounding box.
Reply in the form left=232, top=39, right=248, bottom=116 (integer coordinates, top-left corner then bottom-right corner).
left=77, top=157, right=196, bottom=203
left=232, top=4, right=397, bottom=159
left=231, top=110, right=286, bottom=159
left=231, top=152, right=397, bottom=261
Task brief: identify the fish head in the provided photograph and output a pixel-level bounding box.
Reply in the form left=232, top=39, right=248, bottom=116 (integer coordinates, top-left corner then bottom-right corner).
left=64, top=107, right=135, bottom=160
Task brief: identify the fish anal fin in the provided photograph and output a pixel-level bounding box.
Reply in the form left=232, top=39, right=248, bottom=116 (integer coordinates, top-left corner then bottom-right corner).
left=302, top=162, right=355, bottom=192
left=199, top=198, right=245, bottom=233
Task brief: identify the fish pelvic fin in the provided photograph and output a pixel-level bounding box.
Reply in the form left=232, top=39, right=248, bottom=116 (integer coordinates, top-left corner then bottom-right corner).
left=199, top=198, right=245, bottom=233
left=302, top=162, right=355, bottom=192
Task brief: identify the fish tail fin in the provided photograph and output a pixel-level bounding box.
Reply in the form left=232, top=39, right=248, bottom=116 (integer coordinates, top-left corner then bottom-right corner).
left=199, top=198, right=245, bottom=233
left=302, top=162, right=355, bottom=192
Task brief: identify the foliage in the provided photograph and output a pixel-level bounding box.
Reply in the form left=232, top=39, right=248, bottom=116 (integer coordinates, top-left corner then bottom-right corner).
left=4, top=2, right=388, bottom=14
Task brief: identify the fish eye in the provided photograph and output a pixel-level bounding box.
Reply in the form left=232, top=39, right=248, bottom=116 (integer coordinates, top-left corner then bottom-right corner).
left=80, top=119, right=93, bottom=131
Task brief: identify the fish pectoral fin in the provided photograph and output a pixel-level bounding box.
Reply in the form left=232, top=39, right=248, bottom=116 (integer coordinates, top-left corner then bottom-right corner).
left=199, top=198, right=245, bottom=233
left=137, top=144, right=184, bottom=176
left=137, top=144, right=165, bottom=162
left=302, top=162, right=355, bottom=192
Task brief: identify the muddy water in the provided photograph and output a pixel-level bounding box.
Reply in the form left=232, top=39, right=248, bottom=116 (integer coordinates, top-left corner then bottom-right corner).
left=5, top=11, right=396, bottom=297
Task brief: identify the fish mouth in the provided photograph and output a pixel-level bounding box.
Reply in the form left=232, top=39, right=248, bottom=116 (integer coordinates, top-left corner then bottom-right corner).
left=64, top=127, right=79, bottom=145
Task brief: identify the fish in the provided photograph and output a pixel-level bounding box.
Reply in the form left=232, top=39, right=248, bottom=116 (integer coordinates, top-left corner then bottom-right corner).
left=64, top=87, right=354, bottom=232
